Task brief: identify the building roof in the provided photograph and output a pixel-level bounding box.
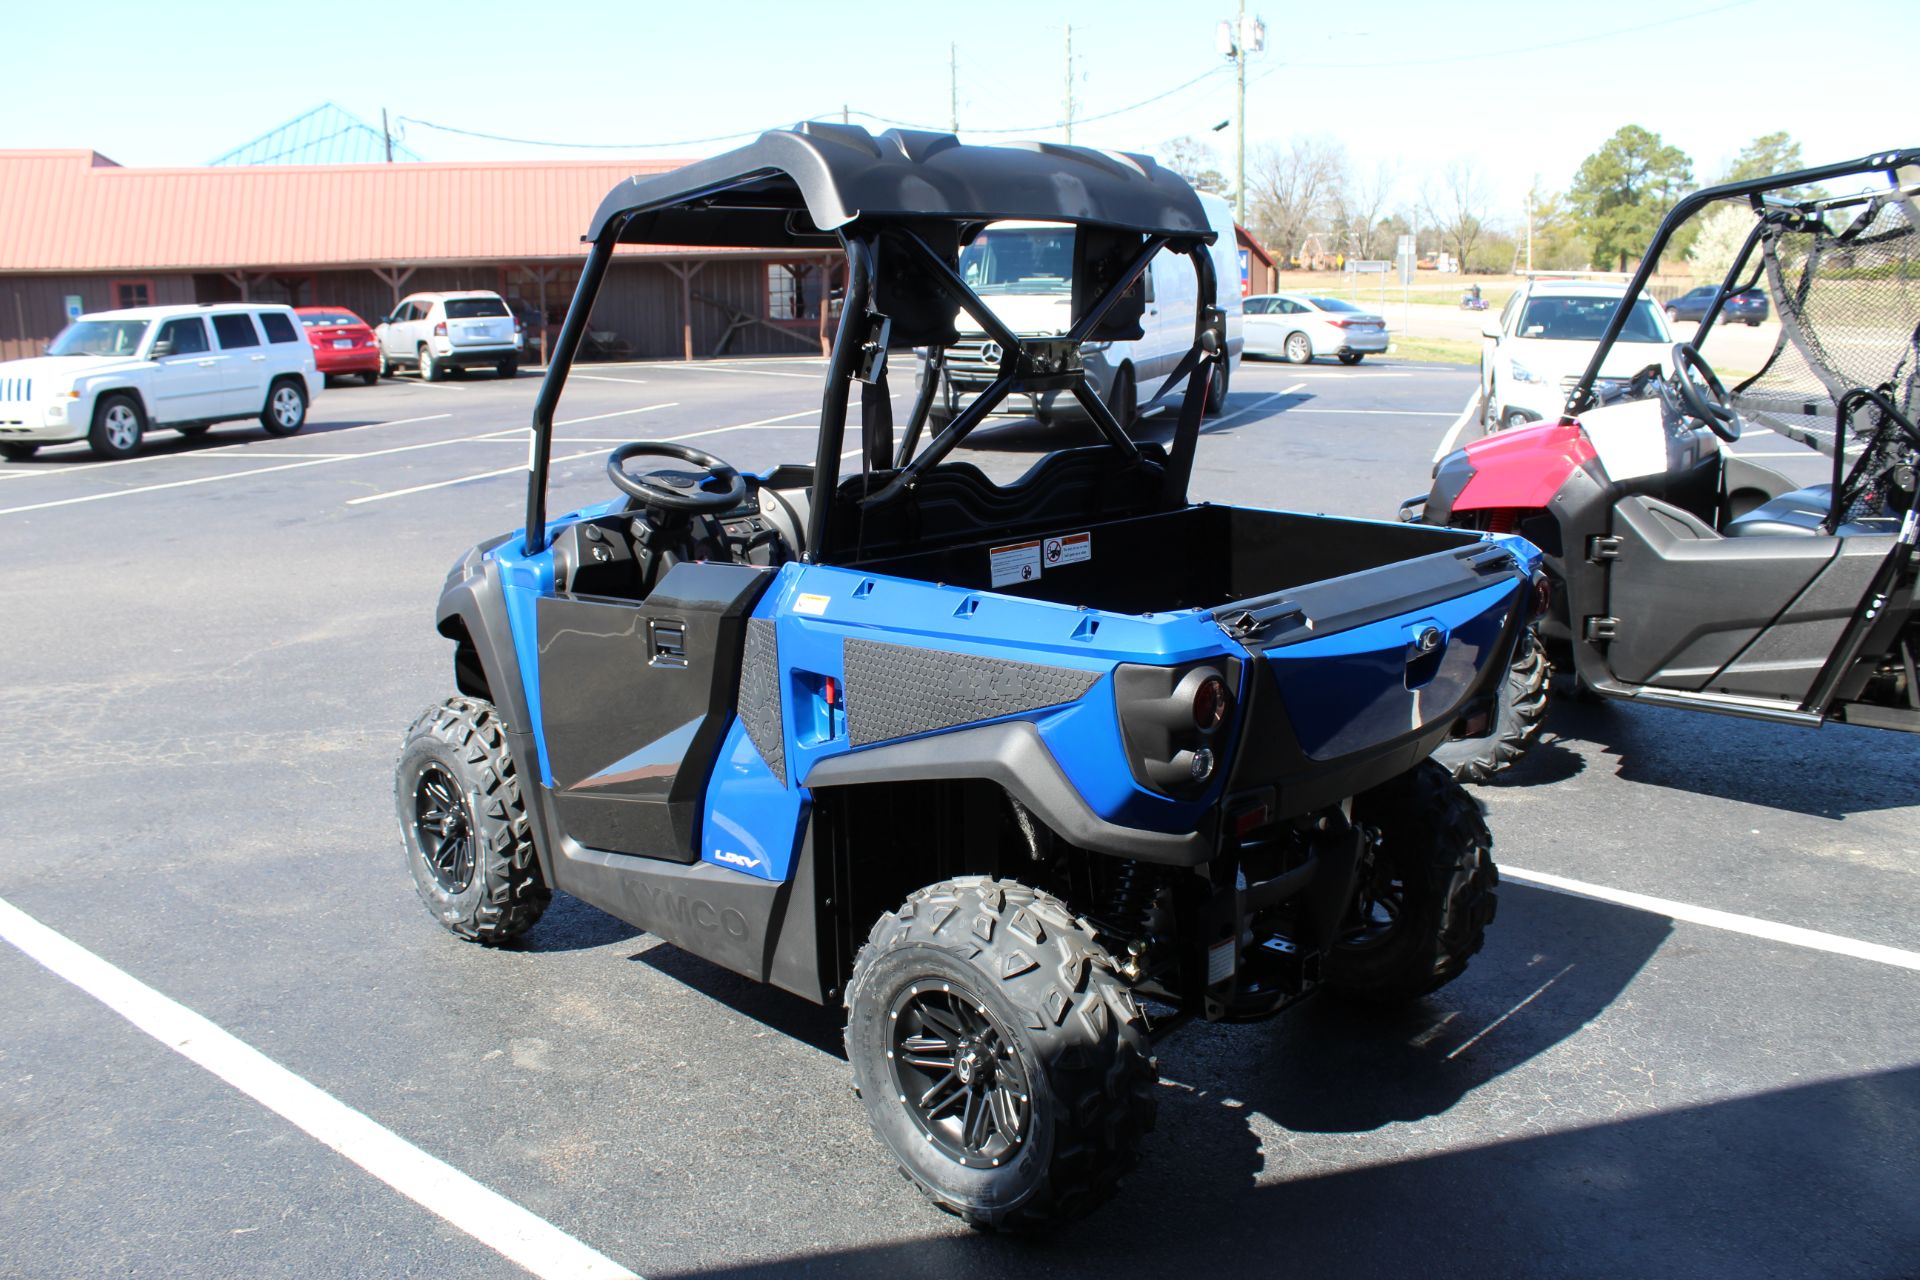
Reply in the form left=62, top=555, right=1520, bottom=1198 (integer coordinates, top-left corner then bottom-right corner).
left=0, top=150, right=801, bottom=273
left=209, top=103, right=424, bottom=167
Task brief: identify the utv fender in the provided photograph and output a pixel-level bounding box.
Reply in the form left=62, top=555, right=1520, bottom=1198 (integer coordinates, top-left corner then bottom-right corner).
left=804, top=721, right=1212, bottom=866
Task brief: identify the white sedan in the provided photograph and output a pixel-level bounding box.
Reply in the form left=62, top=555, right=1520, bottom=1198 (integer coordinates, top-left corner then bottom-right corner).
left=1244, top=293, right=1389, bottom=365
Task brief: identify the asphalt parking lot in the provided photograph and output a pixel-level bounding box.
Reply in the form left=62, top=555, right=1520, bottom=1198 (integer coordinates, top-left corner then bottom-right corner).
left=2, top=354, right=1914, bottom=1279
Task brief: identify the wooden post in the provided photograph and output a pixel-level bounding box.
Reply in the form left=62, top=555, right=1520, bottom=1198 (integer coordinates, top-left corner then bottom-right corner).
left=666, top=261, right=704, bottom=361
left=817, top=258, right=833, bottom=356
left=518, top=265, right=555, bottom=368
left=372, top=266, right=416, bottom=312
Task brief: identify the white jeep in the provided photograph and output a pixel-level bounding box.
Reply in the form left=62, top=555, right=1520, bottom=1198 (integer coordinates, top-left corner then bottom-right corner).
left=0, top=303, right=323, bottom=460
left=373, top=291, right=524, bottom=381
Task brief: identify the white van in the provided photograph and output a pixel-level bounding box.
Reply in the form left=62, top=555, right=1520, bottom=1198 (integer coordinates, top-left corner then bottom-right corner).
left=921, top=191, right=1243, bottom=429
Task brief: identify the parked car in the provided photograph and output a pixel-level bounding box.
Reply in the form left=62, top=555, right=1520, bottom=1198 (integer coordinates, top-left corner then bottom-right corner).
left=0, top=303, right=321, bottom=460
left=1479, top=280, right=1673, bottom=431
left=397, top=124, right=1542, bottom=1230
left=1665, top=284, right=1770, bottom=326
left=1244, top=293, right=1388, bottom=365
left=919, top=192, right=1243, bottom=430
left=374, top=291, right=524, bottom=381
left=296, top=307, right=381, bottom=385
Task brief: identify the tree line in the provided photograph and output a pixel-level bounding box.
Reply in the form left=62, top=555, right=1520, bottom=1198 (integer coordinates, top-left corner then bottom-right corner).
left=1160, top=128, right=1811, bottom=275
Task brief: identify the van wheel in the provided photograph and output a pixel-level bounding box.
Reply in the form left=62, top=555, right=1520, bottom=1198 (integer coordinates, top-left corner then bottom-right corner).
left=1329, top=762, right=1497, bottom=1002
left=419, top=346, right=442, bottom=382
left=1, top=443, right=39, bottom=461
left=1105, top=363, right=1137, bottom=431
left=845, top=877, right=1157, bottom=1230
left=396, top=696, right=549, bottom=944
left=88, top=394, right=145, bottom=459
left=261, top=379, right=307, bottom=436
left=1203, top=359, right=1228, bottom=416
left=1284, top=331, right=1313, bottom=364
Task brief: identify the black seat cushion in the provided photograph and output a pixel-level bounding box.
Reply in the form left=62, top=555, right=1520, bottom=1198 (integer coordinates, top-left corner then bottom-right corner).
left=1724, top=484, right=1900, bottom=537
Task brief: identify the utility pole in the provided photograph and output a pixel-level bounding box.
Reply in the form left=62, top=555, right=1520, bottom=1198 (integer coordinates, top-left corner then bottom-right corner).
left=950, top=43, right=959, bottom=133
left=1217, top=7, right=1265, bottom=226
left=381, top=108, right=394, bottom=163
left=1525, top=174, right=1538, bottom=275
left=841, top=104, right=849, bottom=124
left=1063, top=25, right=1074, bottom=144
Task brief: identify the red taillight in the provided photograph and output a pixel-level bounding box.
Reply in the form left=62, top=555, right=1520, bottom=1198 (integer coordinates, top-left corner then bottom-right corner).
left=1192, top=674, right=1230, bottom=730
left=434, top=322, right=448, bottom=337
left=1325, top=317, right=1353, bottom=328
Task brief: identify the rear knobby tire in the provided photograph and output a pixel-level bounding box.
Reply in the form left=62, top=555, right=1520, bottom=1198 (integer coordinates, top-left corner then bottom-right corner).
left=1430, top=634, right=1549, bottom=784
left=1328, top=761, right=1498, bottom=1002
left=395, top=696, right=549, bottom=945
left=845, top=876, right=1157, bottom=1230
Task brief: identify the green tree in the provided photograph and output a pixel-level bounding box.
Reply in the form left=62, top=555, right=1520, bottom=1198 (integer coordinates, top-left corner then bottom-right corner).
left=1725, top=131, right=1802, bottom=183
left=1569, top=125, right=1694, bottom=271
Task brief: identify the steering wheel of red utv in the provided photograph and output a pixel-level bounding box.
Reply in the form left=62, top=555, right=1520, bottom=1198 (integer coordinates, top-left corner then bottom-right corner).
left=1672, top=343, right=1741, bottom=442
left=607, top=441, right=747, bottom=512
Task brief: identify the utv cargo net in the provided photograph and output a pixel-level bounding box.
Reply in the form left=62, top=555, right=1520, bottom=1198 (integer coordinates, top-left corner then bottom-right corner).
left=1733, top=186, right=1920, bottom=471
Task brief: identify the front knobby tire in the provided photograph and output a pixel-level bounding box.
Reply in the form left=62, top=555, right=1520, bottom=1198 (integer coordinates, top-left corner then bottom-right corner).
left=395, top=696, right=549, bottom=945
left=845, top=876, right=1157, bottom=1230
left=1431, top=634, right=1549, bottom=784
left=1328, top=762, right=1498, bottom=1002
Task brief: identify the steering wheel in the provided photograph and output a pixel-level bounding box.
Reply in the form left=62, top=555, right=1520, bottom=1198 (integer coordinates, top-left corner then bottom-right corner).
left=606, top=441, right=746, bottom=513
left=1671, top=343, right=1742, bottom=442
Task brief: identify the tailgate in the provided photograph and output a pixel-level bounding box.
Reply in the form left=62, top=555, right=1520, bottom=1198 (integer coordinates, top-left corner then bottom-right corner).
left=1220, top=541, right=1527, bottom=764
left=449, top=316, right=513, bottom=346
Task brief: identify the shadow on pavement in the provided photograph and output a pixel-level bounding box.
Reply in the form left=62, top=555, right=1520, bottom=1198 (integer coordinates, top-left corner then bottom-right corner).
left=1495, top=689, right=1920, bottom=819
left=516, top=892, right=643, bottom=953
left=662, top=1063, right=1920, bottom=1279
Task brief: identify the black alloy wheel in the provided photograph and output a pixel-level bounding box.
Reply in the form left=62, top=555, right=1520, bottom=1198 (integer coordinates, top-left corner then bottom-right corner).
left=890, top=980, right=1033, bottom=1169
left=412, top=763, right=476, bottom=894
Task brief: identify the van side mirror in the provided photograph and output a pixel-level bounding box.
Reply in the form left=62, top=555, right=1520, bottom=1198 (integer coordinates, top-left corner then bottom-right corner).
left=1480, top=323, right=1501, bottom=341
left=151, top=339, right=174, bottom=358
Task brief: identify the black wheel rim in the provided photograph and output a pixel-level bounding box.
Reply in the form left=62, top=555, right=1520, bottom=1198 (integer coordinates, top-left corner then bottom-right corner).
left=1344, top=862, right=1407, bottom=950
left=888, top=980, right=1031, bottom=1169
left=413, top=764, right=476, bottom=893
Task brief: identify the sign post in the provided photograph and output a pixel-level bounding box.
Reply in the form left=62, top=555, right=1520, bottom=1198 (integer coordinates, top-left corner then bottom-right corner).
left=1396, top=234, right=1416, bottom=343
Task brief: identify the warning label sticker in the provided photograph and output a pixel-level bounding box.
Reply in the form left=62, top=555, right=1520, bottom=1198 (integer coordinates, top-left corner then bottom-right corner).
left=989, top=540, right=1043, bottom=587
left=1042, top=531, right=1091, bottom=568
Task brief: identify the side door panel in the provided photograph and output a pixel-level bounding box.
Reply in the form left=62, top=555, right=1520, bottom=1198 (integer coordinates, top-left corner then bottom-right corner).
left=208, top=313, right=267, bottom=414
left=146, top=318, right=222, bottom=423
left=1603, top=495, right=1871, bottom=701
left=534, top=561, right=770, bottom=861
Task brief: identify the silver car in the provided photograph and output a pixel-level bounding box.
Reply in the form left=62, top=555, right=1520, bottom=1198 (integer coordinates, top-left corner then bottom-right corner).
left=375, top=291, right=524, bottom=381
left=1244, top=293, right=1389, bottom=365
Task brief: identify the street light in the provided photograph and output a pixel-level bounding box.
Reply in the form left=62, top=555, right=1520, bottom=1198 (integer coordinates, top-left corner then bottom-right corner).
left=1217, top=5, right=1265, bottom=227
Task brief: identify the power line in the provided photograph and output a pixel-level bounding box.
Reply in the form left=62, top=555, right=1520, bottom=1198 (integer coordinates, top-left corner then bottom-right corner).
left=392, top=116, right=802, bottom=150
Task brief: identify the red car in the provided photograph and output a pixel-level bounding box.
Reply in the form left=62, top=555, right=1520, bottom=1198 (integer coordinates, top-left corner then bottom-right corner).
left=295, top=307, right=381, bottom=385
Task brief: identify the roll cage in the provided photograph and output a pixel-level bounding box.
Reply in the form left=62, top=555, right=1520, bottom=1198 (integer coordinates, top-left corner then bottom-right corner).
left=1565, top=146, right=1920, bottom=421
left=522, top=123, right=1227, bottom=557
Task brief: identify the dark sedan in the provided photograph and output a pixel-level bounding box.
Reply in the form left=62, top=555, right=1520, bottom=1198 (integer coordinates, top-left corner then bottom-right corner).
left=1665, top=285, right=1770, bottom=326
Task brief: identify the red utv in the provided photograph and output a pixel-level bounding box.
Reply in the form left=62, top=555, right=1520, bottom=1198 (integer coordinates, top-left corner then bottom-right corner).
left=1402, top=148, right=1920, bottom=781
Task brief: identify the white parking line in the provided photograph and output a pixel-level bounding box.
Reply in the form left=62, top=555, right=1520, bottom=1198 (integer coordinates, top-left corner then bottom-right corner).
left=0, top=414, right=454, bottom=480
left=0, top=896, right=640, bottom=1280
left=570, top=375, right=650, bottom=385
left=1729, top=451, right=1821, bottom=459
left=1199, top=385, right=1306, bottom=435
left=1286, top=408, right=1458, bottom=417
left=1502, top=866, right=1920, bottom=971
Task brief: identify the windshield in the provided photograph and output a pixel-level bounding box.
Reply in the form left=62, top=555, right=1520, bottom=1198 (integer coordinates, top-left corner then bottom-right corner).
left=46, top=319, right=150, bottom=357
left=1519, top=296, right=1666, bottom=343
left=1307, top=297, right=1365, bottom=312
left=301, top=312, right=363, bottom=327
left=444, top=298, right=510, bottom=319
left=958, top=227, right=1074, bottom=295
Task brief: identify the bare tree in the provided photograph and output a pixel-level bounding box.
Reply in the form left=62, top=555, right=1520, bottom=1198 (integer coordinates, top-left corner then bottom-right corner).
left=1421, top=159, right=1494, bottom=272
left=1334, top=159, right=1398, bottom=260
left=1246, top=136, right=1347, bottom=265
left=1156, top=135, right=1230, bottom=196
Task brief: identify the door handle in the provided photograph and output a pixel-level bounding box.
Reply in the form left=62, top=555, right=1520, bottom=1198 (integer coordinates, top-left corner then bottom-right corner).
left=197, top=359, right=217, bottom=366
left=250, top=354, right=267, bottom=362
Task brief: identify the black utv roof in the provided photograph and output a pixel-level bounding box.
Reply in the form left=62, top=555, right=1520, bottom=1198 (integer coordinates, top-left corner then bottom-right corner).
left=585, top=122, right=1214, bottom=249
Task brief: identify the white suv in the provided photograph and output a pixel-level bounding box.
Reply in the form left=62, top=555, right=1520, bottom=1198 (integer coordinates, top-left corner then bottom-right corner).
left=0, top=304, right=323, bottom=460
left=374, top=291, right=524, bottom=381
left=1479, top=280, right=1674, bottom=431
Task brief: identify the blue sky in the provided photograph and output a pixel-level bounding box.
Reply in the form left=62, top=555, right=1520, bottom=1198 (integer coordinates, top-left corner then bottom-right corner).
left=4, top=0, right=1911, bottom=219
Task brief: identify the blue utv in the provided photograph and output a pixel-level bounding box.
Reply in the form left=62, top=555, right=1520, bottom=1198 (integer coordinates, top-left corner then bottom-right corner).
left=395, top=124, right=1545, bottom=1229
